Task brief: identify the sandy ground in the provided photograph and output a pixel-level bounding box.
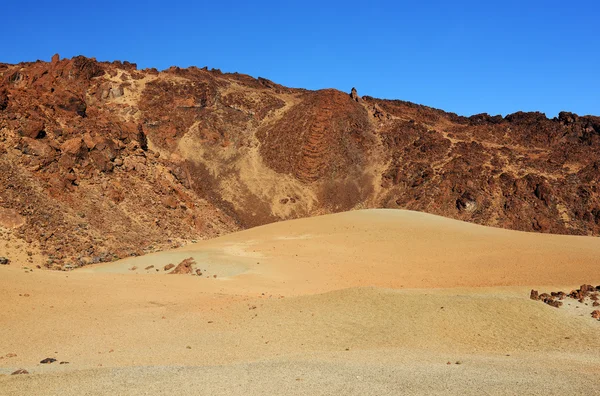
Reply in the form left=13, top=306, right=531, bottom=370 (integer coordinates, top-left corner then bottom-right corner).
left=1, top=209, right=600, bottom=395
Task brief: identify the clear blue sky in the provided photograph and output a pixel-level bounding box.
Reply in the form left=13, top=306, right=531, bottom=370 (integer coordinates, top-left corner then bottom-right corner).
left=2, top=0, right=599, bottom=117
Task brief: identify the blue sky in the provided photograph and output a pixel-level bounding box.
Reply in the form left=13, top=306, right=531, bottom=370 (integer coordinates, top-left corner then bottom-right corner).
left=2, top=0, right=598, bottom=117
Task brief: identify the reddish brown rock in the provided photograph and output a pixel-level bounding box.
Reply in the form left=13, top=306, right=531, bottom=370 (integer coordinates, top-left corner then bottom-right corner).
left=169, top=257, right=195, bottom=275
left=11, top=369, right=28, bottom=375
left=19, top=119, right=45, bottom=139
left=551, top=291, right=567, bottom=300
left=61, top=138, right=85, bottom=156
left=530, top=289, right=539, bottom=300
left=163, top=263, right=175, bottom=271
left=591, top=310, right=600, bottom=320
left=545, top=299, right=562, bottom=308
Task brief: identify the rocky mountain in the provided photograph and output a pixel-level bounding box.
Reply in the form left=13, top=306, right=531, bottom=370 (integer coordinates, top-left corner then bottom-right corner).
left=1, top=54, right=600, bottom=269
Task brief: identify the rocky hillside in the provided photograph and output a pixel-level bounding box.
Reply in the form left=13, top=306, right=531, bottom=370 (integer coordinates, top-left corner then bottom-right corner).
left=1, top=54, right=600, bottom=269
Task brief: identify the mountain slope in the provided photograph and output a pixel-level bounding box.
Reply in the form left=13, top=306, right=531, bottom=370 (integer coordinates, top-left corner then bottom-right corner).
left=1, top=55, right=600, bottom=267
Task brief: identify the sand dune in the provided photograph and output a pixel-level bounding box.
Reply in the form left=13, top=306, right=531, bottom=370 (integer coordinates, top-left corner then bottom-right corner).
left=1, top=209, right=600, bottom=395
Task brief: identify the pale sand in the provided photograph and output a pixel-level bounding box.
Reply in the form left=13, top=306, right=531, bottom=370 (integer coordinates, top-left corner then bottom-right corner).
left=1, top=209, right=600, bottom=395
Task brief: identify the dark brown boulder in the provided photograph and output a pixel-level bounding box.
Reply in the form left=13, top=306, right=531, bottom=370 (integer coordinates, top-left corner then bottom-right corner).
left=137, top=124, right=148, bottom=151
left=350, top=87, right=361, bottom=102
left=58, top=95, right=87, bottom=117
left=581, top=284, right=595, bottom=293
left=0, top=89, right=8, bottom=110
left=19, top=119, right=46, bottom=139
left=72, top=56, right=104, bottom=80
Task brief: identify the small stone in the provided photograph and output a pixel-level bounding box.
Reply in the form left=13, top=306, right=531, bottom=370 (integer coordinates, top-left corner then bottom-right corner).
left=11, top=369, right=29, bottom=375
left=0, top=257, right=10, bottom=265
left=59, top=361, right=69, bottom=365
left=40, top=357, right=57, bottom=364
left=529, top=290, right=539, bottom=300
left=145, top=265, right=154, bottom=270
left=5, top=353, right=17, bottom=358
left=186, top=346, right=192, bottom=349
left=164, top=263, right=175, bottom=271
left=592, top=310, right=600, bottom=320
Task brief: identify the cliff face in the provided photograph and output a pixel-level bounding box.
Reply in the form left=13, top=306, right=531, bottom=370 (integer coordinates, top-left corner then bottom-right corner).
left=1, top=55, right=600, bottom=268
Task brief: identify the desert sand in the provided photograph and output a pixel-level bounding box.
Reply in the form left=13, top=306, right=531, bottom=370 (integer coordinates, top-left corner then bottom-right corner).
left=1, top=209, right=600, bottom=395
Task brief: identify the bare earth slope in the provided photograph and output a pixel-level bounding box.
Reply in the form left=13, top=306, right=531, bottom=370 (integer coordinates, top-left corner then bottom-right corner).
left=2, top=55, right=600, bottom=267
left=1, top=210, right=599, bottom=395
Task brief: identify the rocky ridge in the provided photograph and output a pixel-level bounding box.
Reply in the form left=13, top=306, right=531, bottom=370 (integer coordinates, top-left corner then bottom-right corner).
left=1, top=55, right=600, bottom=268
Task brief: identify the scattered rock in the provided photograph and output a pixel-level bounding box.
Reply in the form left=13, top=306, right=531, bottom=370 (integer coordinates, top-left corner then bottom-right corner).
left=144, top=265, right=154, bottom=270
left=592, top=310, right=600, bottom=320
left=532, top=285, right=600, bottom=313
left=5, top=353, right=17, bottom=358
left=0, top=257, right=10, bottom=265
left=163, top=263, right=175, bottom=271
left=129, top=266, right=137, bottom=271
left=581, top=284, right=595, bottom=293
left=11, top=369, right=28, bottom=375
left=59, top=361, right=69, bottom=364
left=195, top=269, right=202, bottom=276
left=551, top=291, right=567, bottom=300
left=169, top=257, right=195, bottom=275
left=40, top=357, right=57, bottom=364
left=546, top=299, right=562, bottom=308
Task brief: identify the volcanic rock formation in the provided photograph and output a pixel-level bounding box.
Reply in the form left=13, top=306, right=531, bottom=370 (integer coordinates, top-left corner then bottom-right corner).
left=2, top=55, right=600, bottom=268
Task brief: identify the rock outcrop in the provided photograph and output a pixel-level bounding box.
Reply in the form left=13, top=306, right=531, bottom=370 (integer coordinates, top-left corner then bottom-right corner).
left=2, top=55, right=600, bottom=268
left=169, top=257, right=195, bottom=275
